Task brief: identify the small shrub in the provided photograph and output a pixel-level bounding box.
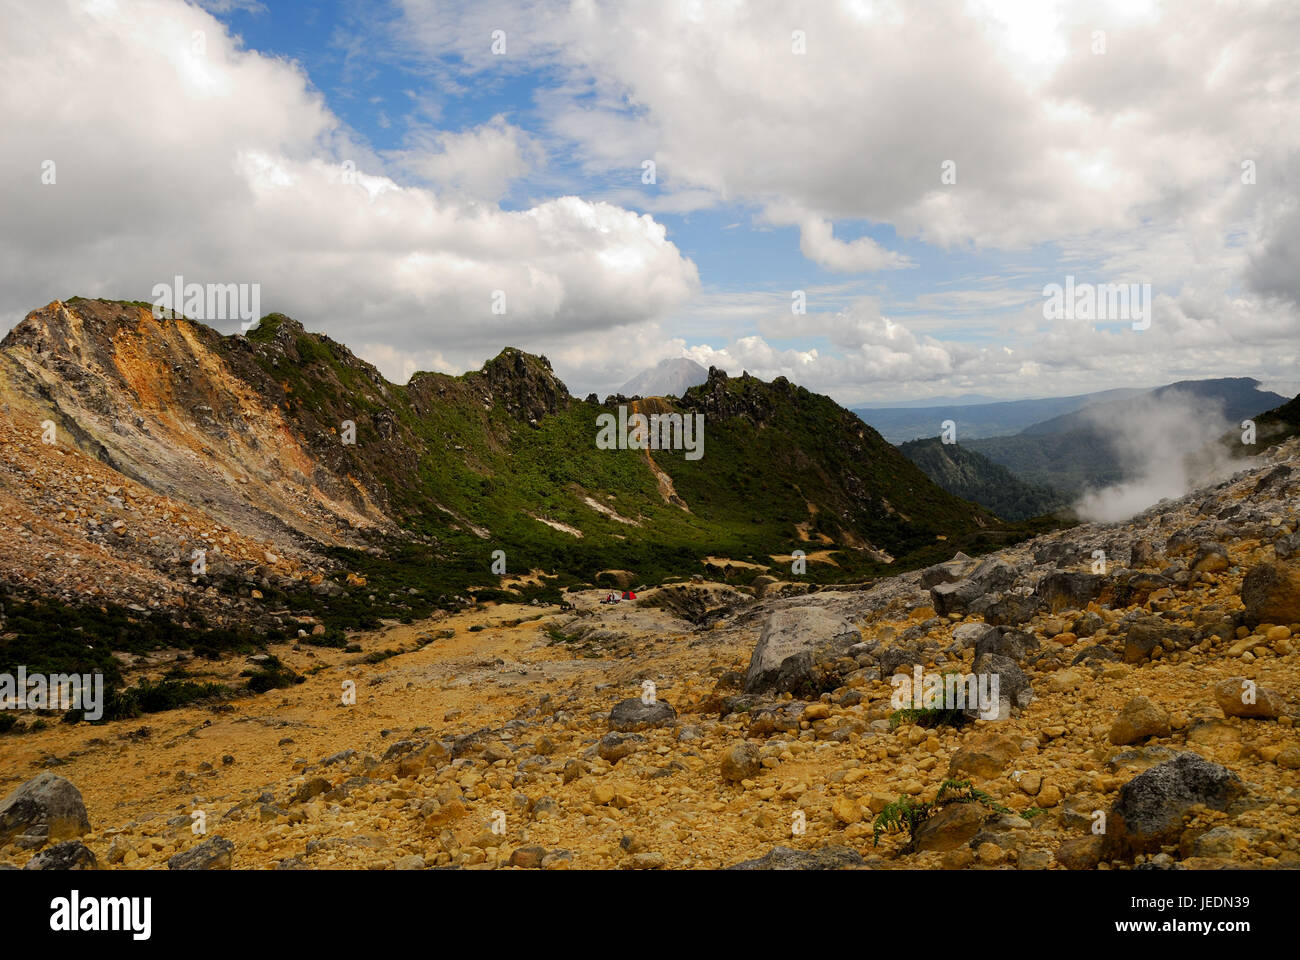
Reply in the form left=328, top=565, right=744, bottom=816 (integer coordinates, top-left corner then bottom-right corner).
left=872, top=778, right=1011, bottom=850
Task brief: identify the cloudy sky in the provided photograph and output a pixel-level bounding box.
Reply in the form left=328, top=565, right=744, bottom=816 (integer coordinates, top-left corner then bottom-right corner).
left=3, top=0, right=1298, bottom=405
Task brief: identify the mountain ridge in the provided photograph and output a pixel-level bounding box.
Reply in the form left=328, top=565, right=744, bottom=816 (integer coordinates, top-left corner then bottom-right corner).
left=0, top=298, right=1031, bottom=650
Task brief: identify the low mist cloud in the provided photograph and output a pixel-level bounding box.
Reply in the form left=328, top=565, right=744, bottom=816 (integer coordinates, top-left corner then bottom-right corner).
left=1073, top=390, right=1247, bottom=523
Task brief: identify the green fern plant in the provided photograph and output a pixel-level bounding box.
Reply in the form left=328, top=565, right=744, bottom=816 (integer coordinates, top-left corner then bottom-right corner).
left=871, top=778, right=1011, bottom=849
left=871, top=795, right=930, bottom=847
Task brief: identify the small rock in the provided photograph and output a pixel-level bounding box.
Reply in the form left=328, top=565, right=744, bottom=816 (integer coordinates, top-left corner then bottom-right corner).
left=913, top=802, right=985, bottom=852
left=597, top=732, right=644, bottom=763
left=291, top=777, right=331, bottom=804
left=727, top=845, right=865, bottom=870
left=720, top=742, right=761, bottom=782
left=509, top=846, right=546, bottom=868
left=1055, top=835, right=1105, bottom=870
left=1109, top=696, right=1172, bottom=745
left=1213, top=677, right=1285, bottom=719
left=949, top=733, right=1018, bottom=780
left=831, top=796, right=862, bottom=825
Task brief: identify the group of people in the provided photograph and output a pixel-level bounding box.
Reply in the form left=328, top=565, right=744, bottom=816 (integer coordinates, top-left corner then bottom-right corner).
left=600, top=589, right=637, bottom=604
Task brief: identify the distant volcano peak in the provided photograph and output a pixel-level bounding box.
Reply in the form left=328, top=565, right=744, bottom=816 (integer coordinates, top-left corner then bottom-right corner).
left=618, top=356, right=709, bottom=399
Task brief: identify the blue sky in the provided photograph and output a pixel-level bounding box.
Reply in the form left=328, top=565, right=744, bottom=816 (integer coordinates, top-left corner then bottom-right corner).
left=3, top=0, right=1297, bottom=405
left=205, top=0, right=1098, bottom=378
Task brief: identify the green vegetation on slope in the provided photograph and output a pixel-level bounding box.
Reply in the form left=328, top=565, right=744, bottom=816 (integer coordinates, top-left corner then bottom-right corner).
left=898, top=437, right=1070, bottom=521
left=1254, top=392, right=1300, bottom=447
left=227, top=323, right=1044, bottom=584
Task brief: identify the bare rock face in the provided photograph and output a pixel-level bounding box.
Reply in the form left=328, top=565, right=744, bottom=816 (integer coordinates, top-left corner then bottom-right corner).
left=477, top=347, right=572, bottom=423
left=1240, top=561, right=1300, bottom=627
left=642, top=584, right=752, bottom=625
left=0, top=773, right=91, bottom=847
left=1055, top=836, right=1106, bottom=870
left=743, top=607, right=860, bottom=696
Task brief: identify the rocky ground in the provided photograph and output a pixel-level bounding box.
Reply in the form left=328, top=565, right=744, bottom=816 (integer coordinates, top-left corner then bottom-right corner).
left=2, top=438, right=1298, bottom=870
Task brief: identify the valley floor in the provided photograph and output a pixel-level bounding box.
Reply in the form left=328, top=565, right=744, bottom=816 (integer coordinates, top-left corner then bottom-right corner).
left=3, top=444, right=1300, bottom=871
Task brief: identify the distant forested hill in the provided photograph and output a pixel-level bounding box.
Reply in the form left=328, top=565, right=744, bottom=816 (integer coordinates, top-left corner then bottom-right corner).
left=898, top=437, right=1070, bottom=520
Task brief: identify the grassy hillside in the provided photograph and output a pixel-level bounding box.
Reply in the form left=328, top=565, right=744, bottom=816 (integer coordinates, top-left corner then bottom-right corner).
left=0, top=298, right=1070, bottom=637
left=898, top=437, right=1070, bottom=520
left=231, top=324, right=1017, bottom=585
left=1253, top=392, right=1300, bottom=446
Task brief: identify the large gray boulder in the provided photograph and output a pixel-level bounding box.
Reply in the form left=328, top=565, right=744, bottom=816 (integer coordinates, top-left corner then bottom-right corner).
left=972, top=652, right=1034, bottom=719
left=980, top=593, right=1042, bottom=626
left=0, top=773, right=91, bottom=847
left=743, top=607, right=860, bottom=696
left=975, top=628, right=1039, bottom=664
left=1106, top=753, right=1245, bottom=857
left=930, top=579, right=983, bottom=616
left=930, top=558, right=1019, bottom=616
left=919, top=553, right=973, bottom=589
left=951, top=622, right=997, bottom=651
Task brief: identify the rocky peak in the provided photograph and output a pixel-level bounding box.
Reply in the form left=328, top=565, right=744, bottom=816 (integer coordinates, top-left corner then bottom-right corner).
left=473, top=347, right=571, bottom=422
left=4, top=299, right=150, bottom=358
left=681, top=364, right=796, bottom=425
left=247, top=312, right=307, bottom=352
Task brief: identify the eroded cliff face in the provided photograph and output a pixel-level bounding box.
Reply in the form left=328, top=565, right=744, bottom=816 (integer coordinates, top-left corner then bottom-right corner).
left=0, top=299, right=392, bottom=549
